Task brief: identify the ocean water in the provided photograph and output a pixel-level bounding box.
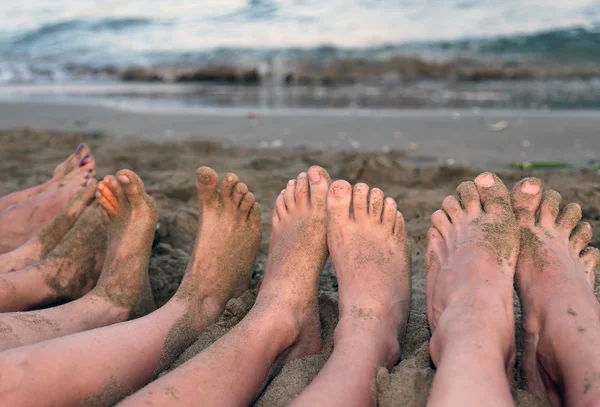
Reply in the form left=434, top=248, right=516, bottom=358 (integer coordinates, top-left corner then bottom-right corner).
left=0, top=1, right=599, bottom=109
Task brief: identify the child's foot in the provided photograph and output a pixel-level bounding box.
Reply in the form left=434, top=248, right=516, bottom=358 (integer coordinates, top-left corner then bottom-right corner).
left=327, top=180, right=411, bottom=367
left=254, top=166, right=331, bottom=360
left=93, top=170, right=158, bottom=318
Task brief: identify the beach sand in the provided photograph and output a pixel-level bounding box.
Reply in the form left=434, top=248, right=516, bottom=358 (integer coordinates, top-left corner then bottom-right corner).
left=2, top=127, right=600, bottom=406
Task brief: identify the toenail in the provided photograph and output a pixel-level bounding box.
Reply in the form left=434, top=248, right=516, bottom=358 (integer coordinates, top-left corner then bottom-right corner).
left=76, top=144, right=85, bottom=153
left=475, top=173, right=495, bottom=188
left=332, top=186, right=349, bottom=197
left=117, top=175, right=131, bottom=184
left=227, top=175, right=233, bottom=181
left=79, top=154, right=91, bottom=166
left=372, top=189, right=382, bottom=196
left=298, top=172, right=307, bottom=179
left=308, top=170, right=321, bottom=183
left=280, top=189, right=285, bottom=195
left=520, top=181, right=541, bottom=195
left=385, top=197, right=395, bottom=205
left=288, top=179, right=296, bottom=186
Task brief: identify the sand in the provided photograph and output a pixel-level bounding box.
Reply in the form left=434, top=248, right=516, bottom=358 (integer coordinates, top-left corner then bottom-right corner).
left=2, top=127, right=600, bottom=406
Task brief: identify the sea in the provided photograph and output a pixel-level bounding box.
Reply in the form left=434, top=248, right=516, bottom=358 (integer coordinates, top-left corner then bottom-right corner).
left=1, top=0, right=600, bottom=110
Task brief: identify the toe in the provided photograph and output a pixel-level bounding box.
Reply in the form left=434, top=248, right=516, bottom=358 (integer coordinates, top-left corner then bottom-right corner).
left=79, top=153, right=93, bottom=168
left=295, top=172, right=309, bottom=208
left=275, top=190, right=287, bottom=219
left=221, top=173, right=240, bottom=202
left=456, top=181, right=481, bottom=214
left=539, top=190, right=562, bottom=229
left=105, top=175, right=127, bottom=205
left=96, top=183, right=118, bottom=216
left=80, top=179, right=98, bottom=203
left=581, top=247, right=600, bottom=288
left=75, top=144, right=91, bottom=160
left=369, top=188, right=384, bottom=221
left=352, top=183, right=369, bottom=222
left=283, top=179, right=296, bottom=210
left=308, top=165, right=330, bottom=210
left=474, top=172, right=512, bottom=216
left=556, top=203, right=582, bottom=233
left=570, top=222, right=593, bottom=254
left=239, top=192, right=255, bottom=215
left=196, top=167, right=219, bottom=205
left=393, top=211, right=406, bottom=239
left=248, top=203, right=261, bottom=224
left=232, top=182, right=249, bottom=207
left=382, top=197, right=397, bottom=233
left=116, top=170, right=146, bottom=204
left=511, top=177, right=543, bottom=228
left=327, top=180, right=352, bottom=227
left=441, top=195, right=462, bottom=223
left=431, top=209, right=451, bottom=236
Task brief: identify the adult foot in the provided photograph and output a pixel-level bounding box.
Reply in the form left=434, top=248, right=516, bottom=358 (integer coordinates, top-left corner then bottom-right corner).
left=174, top=167, right=262, bottom=315
left=0, top=179, right=98, bottom=273
left=92, top=170, right=157, bottom=319
left=254, top=166, right=331, bottom=360
left=327, top=180, right=410, bottom=367
left=512, top=178, right=600, bottom=406
left=426, top=173, right=518, bottom=398
left=52, top=144, right=94, bottom=181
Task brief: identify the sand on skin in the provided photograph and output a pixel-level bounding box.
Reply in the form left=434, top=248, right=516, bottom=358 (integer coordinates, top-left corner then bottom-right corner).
left=4, top=128, right=600, bottom=406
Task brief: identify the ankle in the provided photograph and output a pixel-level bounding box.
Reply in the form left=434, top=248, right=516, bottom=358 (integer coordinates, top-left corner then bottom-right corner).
left=335, top=315, right=402, bottom=368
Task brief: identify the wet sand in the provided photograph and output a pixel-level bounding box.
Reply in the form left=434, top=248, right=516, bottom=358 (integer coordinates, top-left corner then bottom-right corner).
left=2, top=127, right=600, bottom=406
left=1, top=100, right=600, bottom=170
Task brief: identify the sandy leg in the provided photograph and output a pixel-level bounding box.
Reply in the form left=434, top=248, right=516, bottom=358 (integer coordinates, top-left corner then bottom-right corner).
left=0, top=179, right=97, bottom=273
left=119, top=166, right=329, bottom=407
left=0, top=155, right=96, bottom=253
left=0, top=170, right=157, bottom=351
left=512, top=178, right=600, bottom=406
left=426, top=173, right=519, bottom=407
left=0, top=143, right=91, bottom=212
left=0, top=167, right=261, bottom=406
left=0, top=203, right=107, bottom=312
left=293, top=180, right=411, bottom=407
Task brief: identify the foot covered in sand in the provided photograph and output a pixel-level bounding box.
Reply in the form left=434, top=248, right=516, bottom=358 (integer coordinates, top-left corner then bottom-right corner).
left=174, top=167, right=262, bottom=318
left=52, top=144, right=95, bottom=181
left=93, top=170, right=158, bottom=318
left=0, top=179, right=98, bottom=273
left=512, top=178, right=600, bottom=406
left=426, top=173, right=519, bottom=376
left=254, top=166, right=331, bottom=360
left=327, top=180, right=411, bottom=367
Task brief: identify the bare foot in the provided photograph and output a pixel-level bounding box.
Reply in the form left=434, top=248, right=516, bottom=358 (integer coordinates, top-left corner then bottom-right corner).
left=173, top=167, right=262, bottom=312
left=512, top=178, right=600, bottom=406
left=93, top=170, right=157, bottom=318
left=0, top=179, right=98, bottom=273
left=52, top=144, right=94, bottom=181
left=254, top=166, right=331, bottom=360
left=327, top=180, right=410, bottom=367
left=426, top=173, right=518, bottom=378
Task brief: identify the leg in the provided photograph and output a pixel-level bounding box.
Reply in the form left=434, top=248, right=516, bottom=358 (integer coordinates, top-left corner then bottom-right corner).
left=0, top=179, right=97, bottom=273
left=0, top=144, right=90, bottom=212
left=512, top=178, right=600, bottom=406
left=426, top=173, right=518, bottom=406
left=292, top=182, right=411, bottom=407
left=0, top=156, right=95, bottom=253
left=119, top=167, right=330, bottom=406
left=0, top=172, right=157, bottom=351
left=0, top=167, right=261, bottom=406
left=0, top=203, right=106, bottom=312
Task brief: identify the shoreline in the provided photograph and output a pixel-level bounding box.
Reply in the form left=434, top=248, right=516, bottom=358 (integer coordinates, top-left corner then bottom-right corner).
left=0, top=99, right=599, bottom=171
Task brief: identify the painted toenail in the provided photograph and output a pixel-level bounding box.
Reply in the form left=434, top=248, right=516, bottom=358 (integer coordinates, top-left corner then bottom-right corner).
left=76, top=144, right=85, bottom=154
left=308, top=170, right=321, bottom=183
left=332, top=186, right=349, bottom=197
left=79, top=154, right=91, bottom=166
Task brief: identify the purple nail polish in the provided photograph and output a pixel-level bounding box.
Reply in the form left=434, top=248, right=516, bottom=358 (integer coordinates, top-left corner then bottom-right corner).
left=88, top=168, right=93, bottom=173
left=79, top=154, right=90, bottom=166
left=76, top=144, right=85, bottom=154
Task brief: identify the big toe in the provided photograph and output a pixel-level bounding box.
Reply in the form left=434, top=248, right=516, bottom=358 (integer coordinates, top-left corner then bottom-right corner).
left=196, top=167, right=219, bottom=205
left=474, top=172, right=512, bottom=216
left=511, top=177, right=543, bottom=227
left=117, top=169, right=147, bottom=205
left=327, top=180, right=352, bottom=227
left=307, top=166, right=330, bottom=210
